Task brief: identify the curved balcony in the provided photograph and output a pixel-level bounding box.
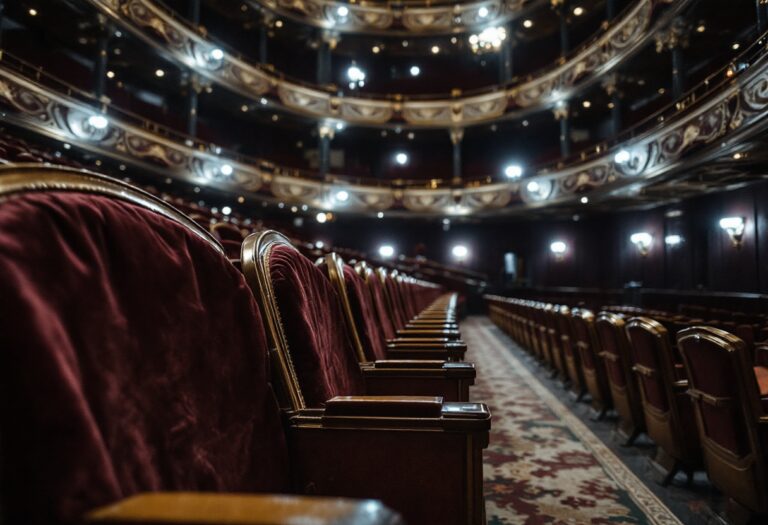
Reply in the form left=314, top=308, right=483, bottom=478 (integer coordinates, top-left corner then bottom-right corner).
left=1, top=31, right=765, bottom=217
left=246, top=0, right=546, bottom=35
left=86, top=0, right=687, bottom=127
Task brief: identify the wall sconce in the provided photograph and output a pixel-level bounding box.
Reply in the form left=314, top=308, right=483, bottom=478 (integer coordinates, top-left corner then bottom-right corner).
left=550, top=241, right=567, bottom=261
left=719, top=216, right=745, bottom=248
left=664, top=234, right=682, bottom=247
left=630, top=232, right=652, bottom=257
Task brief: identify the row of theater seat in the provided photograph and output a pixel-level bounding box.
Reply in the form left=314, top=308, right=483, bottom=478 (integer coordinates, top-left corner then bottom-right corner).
left=0, top=164, right=491, bottom=525
left=485, top=295, right=768, bottom=523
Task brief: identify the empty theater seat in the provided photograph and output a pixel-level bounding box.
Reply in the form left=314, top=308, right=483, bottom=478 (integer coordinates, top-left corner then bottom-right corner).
left=320, top=252, right=476, bottom=401
left=569, top=309, right=613, bottom=417
left=626, top=317, right=702, bottom=484
left=241, top=230, right=491, bottom=525
left=0, top=165, right=399, bottom=525
left=677, top=326, right=768, bottom=522
left=595, top=312, right=646, bottom=444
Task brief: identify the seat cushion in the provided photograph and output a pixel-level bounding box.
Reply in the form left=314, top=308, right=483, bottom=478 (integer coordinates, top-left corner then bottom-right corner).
left=269, top=245, right=365, bottom=407
left=0, top=192, right=289, bottom=524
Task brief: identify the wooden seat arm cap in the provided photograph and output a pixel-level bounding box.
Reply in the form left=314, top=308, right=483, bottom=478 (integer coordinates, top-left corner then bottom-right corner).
left=325, top=395, right=444, bottom=418
left=86, top=492, right=403, bottom=524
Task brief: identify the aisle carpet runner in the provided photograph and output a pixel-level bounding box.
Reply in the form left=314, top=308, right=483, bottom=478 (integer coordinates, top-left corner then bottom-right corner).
left=463, top=316, right=681, bottom=525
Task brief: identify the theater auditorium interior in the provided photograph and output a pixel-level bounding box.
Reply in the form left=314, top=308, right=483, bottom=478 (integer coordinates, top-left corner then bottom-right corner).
left=5, top=0, right=768, bottom=524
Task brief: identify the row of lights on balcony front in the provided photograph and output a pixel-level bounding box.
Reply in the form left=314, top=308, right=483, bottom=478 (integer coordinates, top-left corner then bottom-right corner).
left=548, top=217, right=747, bottom=260
left=374, top=244, right=469, bottom=262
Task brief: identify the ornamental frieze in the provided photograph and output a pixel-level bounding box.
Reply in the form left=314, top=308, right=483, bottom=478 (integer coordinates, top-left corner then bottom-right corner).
left=85, top=0, right=688, bottom=127
left=1, top=39, right=767, bottom=216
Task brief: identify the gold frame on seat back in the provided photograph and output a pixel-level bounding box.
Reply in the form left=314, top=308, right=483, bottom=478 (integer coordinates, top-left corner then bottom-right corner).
left=241, top=230, right=307, bottom=412
left=677, top=326, right=768, bottom=515
left=0, top=163, right=223, bottom=254
left=323, top=252, right=369, bottom=364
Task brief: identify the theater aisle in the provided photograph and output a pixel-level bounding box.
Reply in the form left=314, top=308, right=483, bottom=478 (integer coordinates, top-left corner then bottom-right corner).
left=463, top=316, right=681, bottom=525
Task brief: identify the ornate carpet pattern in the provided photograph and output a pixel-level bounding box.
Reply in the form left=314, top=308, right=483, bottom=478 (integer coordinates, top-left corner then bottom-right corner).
left=464, top=316, right=682, bottom=525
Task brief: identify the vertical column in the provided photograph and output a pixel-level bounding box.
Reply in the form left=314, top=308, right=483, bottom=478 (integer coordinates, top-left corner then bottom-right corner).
left=258, top=16, right=270, bottom=64
left=606, top=0, right=617, bottom=21
left=559, top=0, right=571, bottom=57
left=450, top=128, right=464, bottom=183
left=603, top=75, right=622, bottom=137
left=757, top=0, right=767, bottom=34
left=0, top=0, right=6, bottom=47
left=317, top=31, right=337, bottom=85
left=554, top=103, right=571, bottom=158
left=184, top=73, right=201, bottom=138
left=499, top=33, right=514, bottom=84
left=188, top=0, right=201, bottom=25
left=318, top=123, right=334, bottom=177
left=93, top=15, right=110, bottom=100
left=655, top=18, right=690, bottom=101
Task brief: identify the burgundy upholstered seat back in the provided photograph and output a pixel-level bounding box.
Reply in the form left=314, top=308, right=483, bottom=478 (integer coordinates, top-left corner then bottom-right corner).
left=677, top=328, right=756, bottom=456
left=365, top=269, right=398, bottom=341
left=383, top=272, right=409, bottom=330
left=595, top=314, right=629, bottom=387
left=342, top=264, right=388, bottom=361
left=0, top=191, right=289, bottom=524
left=268, top=244, right=365, bottom=407
left=625, top=319, right=672, bottom=412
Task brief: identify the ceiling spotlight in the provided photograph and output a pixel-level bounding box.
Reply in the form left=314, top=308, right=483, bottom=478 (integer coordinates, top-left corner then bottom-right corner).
left=347, top=65, right=366, bottom=88
left=478, top=6, right=489, bottom=18
left=697, top=24, right=706, bottom=33
left=260, top=97, right=268, bottom=105
left=431, top=45, right=440, bottom=54
left=87, top=115, right=109, bottom=129
left=395, top=152, right=409, bottom=165
left=220, top=164, right=233, bottom=176
left=573, top=6, right=584, bottom=16
left=732, top=43, right=740, bottom=50
left=450, top=36, right=458, bottom=44
left=378, top=245, right=395, bottom=258
left=275, top=20, right=283, bottom=28
left=377, top=211, right=384, bottom=219
left=221, top=206, right=232, bottom=216
left=210, top=48, right=225, bottom=60
left=28, top=8, right=38, bottom=16
left=372, top=45, right=381, bottom=54
left=315, top=240, right=325, bottom=249
left=469, top=26, right=507, bottom=53
left=336, top=5, right=349, bottom=17
left=316, top=212, right=328, bottom=223
left=335, top=190, right=349, bottom=202
left=614, top=149, right=631, bottom=163
left=580, top=196, right=589, bottom=204
left=526, top=180, right=540, bottom=193
left=155, top=69, right=165, bottom=78
left=335, top=121, right=345, bottom=131
left=582, top=100, right=591, bottom=108
left=409, top=65, right=421, bottom=77
left=523, top=19, right=533, bottom=28
left=504, top=164, right=523, bottom=179
left=451, top=244, right=469, bottom=260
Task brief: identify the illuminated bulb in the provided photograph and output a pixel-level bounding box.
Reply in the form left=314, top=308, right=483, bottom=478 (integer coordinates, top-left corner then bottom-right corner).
left=732, top=43, right=740, bottom=50
left=87, top=115, right=109, bottom=129
left=379, top=245, right=395, bottom=258
left=29, top=8, right=38, bottom=16
left=573, top=6, right=584, bottom=16
left=155, top=69, right=165, bottom=77
left=395, top=152, right=408, bottom=165
left=315, top=241, right=325, bottom=249
left=316, top=212, right=328, bottom=223
left=504, top=165, right=523, bottom=179
left=275, top=20, right=283, bottom=28
left=106, top=71, right=115, bottom=79
left=409, top=65, right=420, bottom=77
left=523, top=19, right=533, bottom=28
left=526, top=181, right=540, bottom=193
left=431, top=45, right=440, bottom=54
left=580, top=196, right=589, bottom=204
left=210, top=48, right=225, bottom=60
left=377, top=212, right=384, bottom=219
left=347, top=65, right=366, bottom=82
left=550, top=241, right=567, bottom=255
left=478, top=6, right=489, bottom=18
left=372, top=46, right=381, bottom=54
left=582, top=100, right=591, bottom=108
left=614, top=149, right=631, bottom=163
left=336, top=5, right=349, bottom=17
left=220, top=164, right=233, bottom=176
left=451, top=245, right=469, bottom=260
left=697, top=24, right=706, bottom=33
left=221, top=206, right=232, bottom=215
left=665, top=235, right=682, bottom=246
left=335, top=190, right=349, bottom=202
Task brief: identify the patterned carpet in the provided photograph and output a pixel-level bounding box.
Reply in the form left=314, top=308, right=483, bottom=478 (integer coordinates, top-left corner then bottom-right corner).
left=463, top=316, right=682, bottom=525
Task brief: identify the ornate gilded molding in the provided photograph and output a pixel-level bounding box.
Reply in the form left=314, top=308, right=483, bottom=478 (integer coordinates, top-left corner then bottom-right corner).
left=85, top=0, right=686, bottom=127
left=1, top=38, right=766, bottom=216
left=250, top=0, right=540, bottom=35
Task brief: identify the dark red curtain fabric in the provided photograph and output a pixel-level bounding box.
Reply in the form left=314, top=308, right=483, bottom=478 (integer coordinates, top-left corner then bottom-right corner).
left=269, top=245, right=365, bottom=407
left=342, top=265, right=388, bottom=362
left=0, top=192, right=289, bottom=524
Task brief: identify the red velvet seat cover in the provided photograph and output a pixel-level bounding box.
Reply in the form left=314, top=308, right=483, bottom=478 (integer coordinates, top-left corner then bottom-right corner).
left=268, top=245, right=365, bottom=407
left=0, top=192, right=289, bottom=524
left=342, top=265, right=388, bottom=361
left=366, top=271, right=398, bottom=341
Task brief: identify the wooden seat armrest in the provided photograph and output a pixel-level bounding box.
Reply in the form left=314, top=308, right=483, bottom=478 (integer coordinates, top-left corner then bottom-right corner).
left=372, top=360, right=446, bottom=369
left=325, top=396, right=444, bottom=418
left=396, top=329, right=461, bottom=339
left=85, top=492, right=402, bottom=524
left=388, top=338, right=465, bottom=347
left=673, top=380, right=689, bottom=392
left=363, top=360, right=475, bottom=380
left=759, top=416, right=768, bottom=425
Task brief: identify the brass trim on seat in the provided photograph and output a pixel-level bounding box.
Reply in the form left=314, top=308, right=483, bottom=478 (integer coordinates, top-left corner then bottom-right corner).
left=0, top=163, right=223, bottom=254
